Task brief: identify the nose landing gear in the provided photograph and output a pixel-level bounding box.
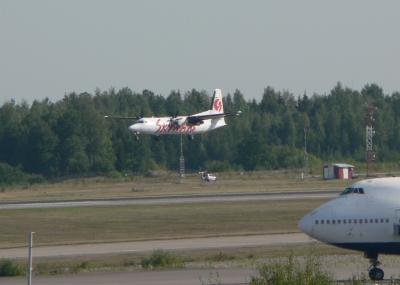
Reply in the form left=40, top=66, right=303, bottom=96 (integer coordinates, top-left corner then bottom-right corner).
left=369, top=266, right=384, bottom=281
left=368, top=255, right=384, bottom=281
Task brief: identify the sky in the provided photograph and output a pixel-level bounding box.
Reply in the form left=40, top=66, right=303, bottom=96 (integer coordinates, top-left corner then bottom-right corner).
left=1, top=0, right=399, bottom=104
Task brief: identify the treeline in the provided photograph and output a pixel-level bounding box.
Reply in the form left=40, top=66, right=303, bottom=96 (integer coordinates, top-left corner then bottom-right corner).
left=1, top=83, right=400, bottom=183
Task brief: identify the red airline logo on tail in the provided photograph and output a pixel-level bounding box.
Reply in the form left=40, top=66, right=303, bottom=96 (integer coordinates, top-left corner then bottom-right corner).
left=213, top=98, right=222, bottom=112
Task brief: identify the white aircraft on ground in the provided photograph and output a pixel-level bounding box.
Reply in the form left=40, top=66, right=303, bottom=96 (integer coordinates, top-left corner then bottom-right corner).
left=299, top=177, right=400, bottom=281
left=105, top=89, right=241, bottom=140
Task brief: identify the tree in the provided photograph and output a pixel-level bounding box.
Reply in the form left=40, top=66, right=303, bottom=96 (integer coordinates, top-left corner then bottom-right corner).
left=22, top=100, right=59, bottom=176
left=260, top=86, right=280, bottom=114
left=2, top=82, right=400, bottom=182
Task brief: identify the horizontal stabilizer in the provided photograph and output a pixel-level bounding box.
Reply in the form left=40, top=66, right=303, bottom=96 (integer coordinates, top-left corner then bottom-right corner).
left=186, top=111, right=241, bottom=125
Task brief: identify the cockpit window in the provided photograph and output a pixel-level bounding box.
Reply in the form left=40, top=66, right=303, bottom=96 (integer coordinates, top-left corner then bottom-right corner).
left=137, top=119, right=146, bottom=123
left=340, top=187, right=365, bottom=195
left=341, top=188, right=353, bottom=195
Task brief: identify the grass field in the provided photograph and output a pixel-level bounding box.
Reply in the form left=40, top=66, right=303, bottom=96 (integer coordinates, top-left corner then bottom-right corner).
left=0, top=199, right=327, bottom=248
left=22, top=243, right=353, bottom=276
left=2, top=242, right=355, bottom=276
left=0, top=171, right=366, bottom=277
left=0, top=170, right=351, bottom=202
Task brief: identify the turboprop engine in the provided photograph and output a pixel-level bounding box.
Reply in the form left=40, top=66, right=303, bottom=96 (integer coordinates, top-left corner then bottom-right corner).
left=169, top=116, right=186, bottom=127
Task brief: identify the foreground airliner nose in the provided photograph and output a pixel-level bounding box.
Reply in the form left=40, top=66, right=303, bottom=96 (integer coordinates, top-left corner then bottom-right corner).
left=298, top=213, right=313, bottom=236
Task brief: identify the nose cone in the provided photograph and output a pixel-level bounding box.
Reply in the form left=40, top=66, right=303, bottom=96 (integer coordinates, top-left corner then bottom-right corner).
left=298, top=213, right=313, bottom=236
left=128, top=124, right=138, bottom=132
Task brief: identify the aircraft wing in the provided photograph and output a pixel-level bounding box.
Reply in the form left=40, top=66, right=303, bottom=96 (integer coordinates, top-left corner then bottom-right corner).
left=104, top=115, right=140, bottom=120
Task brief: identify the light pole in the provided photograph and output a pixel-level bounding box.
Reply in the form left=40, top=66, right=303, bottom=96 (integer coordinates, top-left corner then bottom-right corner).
left=303, top=127, right=309, bottom=179
left=179, top=134, right=185, bottom=179
left=27, top=232, right=35, bottom=285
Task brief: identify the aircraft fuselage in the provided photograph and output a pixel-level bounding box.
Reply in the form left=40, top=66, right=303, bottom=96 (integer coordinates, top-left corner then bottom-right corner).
left=299, top=177, right=400, bottom=280
left=128, top=116, right=226, bottom=135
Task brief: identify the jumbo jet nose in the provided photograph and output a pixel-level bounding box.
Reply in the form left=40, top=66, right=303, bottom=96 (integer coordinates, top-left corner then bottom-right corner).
left=298, top=213, right=313, bottom=236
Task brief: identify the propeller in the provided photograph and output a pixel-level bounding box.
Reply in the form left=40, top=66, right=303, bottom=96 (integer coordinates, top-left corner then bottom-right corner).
left=169, top=112, right=185, bottom=126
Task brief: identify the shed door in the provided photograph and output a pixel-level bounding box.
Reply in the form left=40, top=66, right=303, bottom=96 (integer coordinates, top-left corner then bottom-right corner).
left=323, top=167, right=329, bottom=179
left=343, top=168, right=349, bottom=179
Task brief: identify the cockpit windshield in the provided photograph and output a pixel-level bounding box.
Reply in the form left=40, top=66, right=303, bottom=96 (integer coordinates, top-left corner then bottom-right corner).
left=137, top=119, right=145, bottom=123
left=340, top=187, right=364, bottom=195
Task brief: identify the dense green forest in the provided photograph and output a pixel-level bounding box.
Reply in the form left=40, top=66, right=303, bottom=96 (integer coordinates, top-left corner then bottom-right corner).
left=1, top=83, right=400, bottom=184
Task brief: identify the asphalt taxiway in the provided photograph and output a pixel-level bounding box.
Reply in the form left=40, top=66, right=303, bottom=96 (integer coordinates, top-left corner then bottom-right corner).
left=0, top=232, right=313, bottom=259
left=0, top=189, right=339, bottom=210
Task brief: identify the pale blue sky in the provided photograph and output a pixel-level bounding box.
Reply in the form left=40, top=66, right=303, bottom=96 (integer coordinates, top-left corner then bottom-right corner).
left=1, top=0, right=399, bottom=103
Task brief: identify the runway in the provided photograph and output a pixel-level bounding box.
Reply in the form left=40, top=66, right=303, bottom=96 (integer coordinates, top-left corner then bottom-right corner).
left=0, top=189, right=339, bottom=209
left=0, top=233, right=313, bottom=259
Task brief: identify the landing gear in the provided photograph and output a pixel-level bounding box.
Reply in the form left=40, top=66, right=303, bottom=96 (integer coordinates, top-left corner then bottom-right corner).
left=133, top=132, right=140, bottom=141
left=369, top=267, right=384, bottom=281
left=366, top=253, right=384, bottom=281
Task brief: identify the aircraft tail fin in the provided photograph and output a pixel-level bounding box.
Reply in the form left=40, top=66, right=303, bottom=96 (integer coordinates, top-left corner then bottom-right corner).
left=210, top=89, right=224, bottom=113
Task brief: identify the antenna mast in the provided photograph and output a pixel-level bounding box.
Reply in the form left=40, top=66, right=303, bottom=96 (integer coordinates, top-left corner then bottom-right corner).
left=365, top=103, right=375, bottom=177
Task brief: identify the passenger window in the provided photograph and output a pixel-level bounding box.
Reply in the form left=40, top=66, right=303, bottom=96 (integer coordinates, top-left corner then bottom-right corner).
left=343, top=219, right=347, bottom=224
left=332, top=220, right=336, bottom=224
left=385, top=218, right=389, bottom=223
left=327, top=220, right=330, bottom=224
left=354, top=219, right=357, bottom=224
left=380, top=218, right=384, bottom=223
left=375, top=218, right=379, bottom=223
left=359, top=188, right=364, bottom=194
left=364, top=219, right=368, bottom=223
left=315, top=220, right=319, bottom=225
left=370, top=219, right=373, bottom=223
left=338, top=220, right=341, bottom=224
left=359, top=219, right=363, bottom=224
left=348, top=219, right=352, bottom=224
left=321, top=220, right=324, bottom=224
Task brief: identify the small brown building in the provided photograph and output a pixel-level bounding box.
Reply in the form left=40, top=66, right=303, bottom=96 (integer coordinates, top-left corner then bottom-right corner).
left=323, top=163, right=354, bottom=180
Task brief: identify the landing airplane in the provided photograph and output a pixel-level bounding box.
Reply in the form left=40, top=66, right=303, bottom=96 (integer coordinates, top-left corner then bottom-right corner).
left=105, top=89, right=241, bottom=140
left=299, top=177, right=400, bottom=281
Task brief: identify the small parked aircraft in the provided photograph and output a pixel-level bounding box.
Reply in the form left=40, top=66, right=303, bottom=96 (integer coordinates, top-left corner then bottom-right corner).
left=105, top=89, right=241, bottom=140
left=299, top=177, right=400, bottom=281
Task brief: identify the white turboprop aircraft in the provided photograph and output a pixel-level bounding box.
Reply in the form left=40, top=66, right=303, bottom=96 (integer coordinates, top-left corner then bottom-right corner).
left=105, top=89, right=241, bottom=140
left=299, top=177, right=400, bottom=280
